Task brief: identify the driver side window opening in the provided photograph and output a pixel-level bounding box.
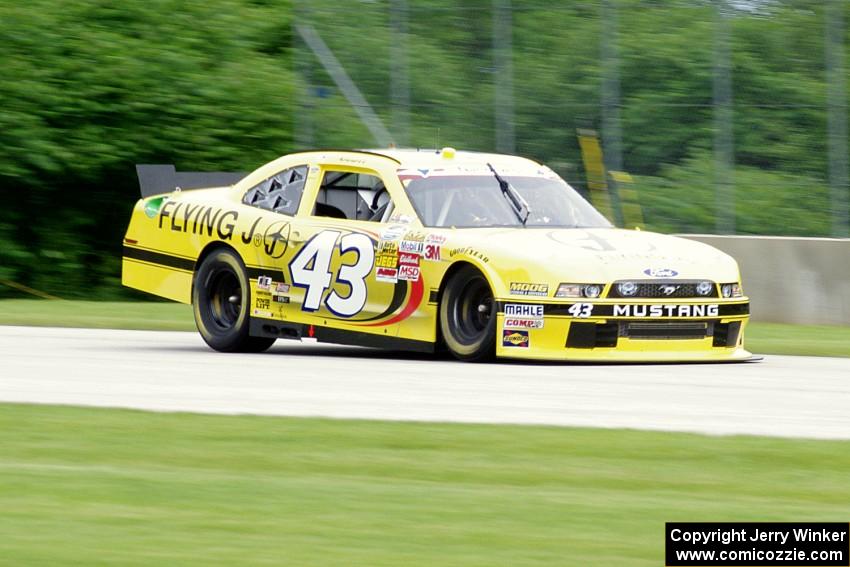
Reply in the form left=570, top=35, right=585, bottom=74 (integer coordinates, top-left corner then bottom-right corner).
left=312, top=170, right=395, bottom=223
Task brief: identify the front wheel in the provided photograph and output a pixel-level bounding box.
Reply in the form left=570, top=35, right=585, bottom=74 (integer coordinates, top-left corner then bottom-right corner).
left=193, top=248, right=276, bottom=353
left=439, top=265, right=496, bottom=362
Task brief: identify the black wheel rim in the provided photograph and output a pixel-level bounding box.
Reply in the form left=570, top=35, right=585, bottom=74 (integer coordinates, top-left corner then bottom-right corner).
left=448, top=274, right=493, bottom=344
left=206, top=267, right=242, bottom=331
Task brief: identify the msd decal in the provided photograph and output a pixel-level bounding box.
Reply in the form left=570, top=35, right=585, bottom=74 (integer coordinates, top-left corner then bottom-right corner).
left=398, top=265, right=420, bottom=281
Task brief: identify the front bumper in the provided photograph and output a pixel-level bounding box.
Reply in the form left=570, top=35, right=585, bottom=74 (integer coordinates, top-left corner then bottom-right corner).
left=495, top=298, right=752, bottom=362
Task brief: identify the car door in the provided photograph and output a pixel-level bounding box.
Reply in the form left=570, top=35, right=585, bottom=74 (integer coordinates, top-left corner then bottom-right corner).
left=237, top=161, right=312, bottom=320
left=280, top=160, right=414, bottom=334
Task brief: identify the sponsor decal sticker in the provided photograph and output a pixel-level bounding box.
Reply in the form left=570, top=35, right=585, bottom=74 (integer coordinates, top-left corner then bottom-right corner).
left=424, top=243, right=442, bottom=261
left=272, top=295, right=290, bottom=304
left=502, top=329, right=530, bottom=348
left=509, top=282, right=549, bottom=297
left=275, top=282, right=290, bottom=294
left=644, top=267, right=679, bottom=277
left=425, top=234, right=447, bottom=244
left=388, top=213, right=414, bottom=224
left=504, top=318, right=544, bottom=329
left=504, top=303, right=544, bottom=317
left=255, top=297, right=270, bottom=310
left=252, top=308, right=272, bottom=317
left=398, top=253, right=420, bottom=267
left=257, top=276, right=272, bottom=291
left=398, top=265, right=420, bottom=281
left=504, top=304, right=544, bottom=329
left=380, top=225, right=407, bottom=241
left=376, top=267, right=398, bottom=283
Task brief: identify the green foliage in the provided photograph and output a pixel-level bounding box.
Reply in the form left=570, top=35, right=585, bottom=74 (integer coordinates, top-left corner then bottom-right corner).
left=0, top=0, right=846, bottom=298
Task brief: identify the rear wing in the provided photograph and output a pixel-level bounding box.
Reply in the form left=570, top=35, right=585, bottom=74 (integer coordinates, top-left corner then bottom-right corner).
left=135, top=164, right=247, bottom=198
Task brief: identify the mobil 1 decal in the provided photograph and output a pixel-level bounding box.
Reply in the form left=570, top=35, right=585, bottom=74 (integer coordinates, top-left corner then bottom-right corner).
left=288, top=230, right=375, bottom=317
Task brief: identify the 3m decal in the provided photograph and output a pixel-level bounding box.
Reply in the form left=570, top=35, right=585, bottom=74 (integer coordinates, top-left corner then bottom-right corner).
left=424, top=243, right=441, bottom=261
left=502, top=330, right=530, bottom=348
left=289, top=230, right=375, bottom=317
left=509, top=282, right=549, bottom=297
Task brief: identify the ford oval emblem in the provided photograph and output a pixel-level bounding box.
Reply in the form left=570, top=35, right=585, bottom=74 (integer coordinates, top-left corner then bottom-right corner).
left=644, top=268, right=678, bottom=277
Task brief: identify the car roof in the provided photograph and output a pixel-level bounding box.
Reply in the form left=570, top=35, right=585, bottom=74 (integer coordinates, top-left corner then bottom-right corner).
left=367, top=148, right=541, bottom=169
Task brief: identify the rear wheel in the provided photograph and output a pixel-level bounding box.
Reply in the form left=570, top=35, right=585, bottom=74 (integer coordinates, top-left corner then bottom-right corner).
left=439, top=265, right=496, bottom=362
left=193, top=248, right=276, bottom=353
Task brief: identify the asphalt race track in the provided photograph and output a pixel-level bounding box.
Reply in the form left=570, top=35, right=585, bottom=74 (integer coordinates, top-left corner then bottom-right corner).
left=2, top=325, right=849, bottom=440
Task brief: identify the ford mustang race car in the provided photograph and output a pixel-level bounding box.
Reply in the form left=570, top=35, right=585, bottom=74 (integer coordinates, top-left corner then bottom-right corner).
left=123, top=148, right=751, bottom=362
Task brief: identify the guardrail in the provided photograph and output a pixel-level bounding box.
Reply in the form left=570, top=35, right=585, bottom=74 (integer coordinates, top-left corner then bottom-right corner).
left=683, top=235, right=850, bottom=325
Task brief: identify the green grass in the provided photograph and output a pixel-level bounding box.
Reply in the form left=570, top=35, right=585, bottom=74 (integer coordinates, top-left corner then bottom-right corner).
left=0, top=404, right=848, bottom=566
left=0, top=299, right=195, bottom=331
left=1, top=299, right=849, bottom=357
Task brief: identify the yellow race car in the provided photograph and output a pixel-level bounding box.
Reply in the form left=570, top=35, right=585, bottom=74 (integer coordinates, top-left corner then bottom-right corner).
left=123, top=148, right=751, bottom=362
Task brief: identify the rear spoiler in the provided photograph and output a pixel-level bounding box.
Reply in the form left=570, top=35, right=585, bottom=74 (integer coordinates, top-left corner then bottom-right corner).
left=135, top=164, right=247, bottom=198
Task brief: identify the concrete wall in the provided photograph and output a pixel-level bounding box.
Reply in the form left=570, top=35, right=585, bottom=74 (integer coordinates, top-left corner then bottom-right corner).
left=682, top=235, right=850, bottom=325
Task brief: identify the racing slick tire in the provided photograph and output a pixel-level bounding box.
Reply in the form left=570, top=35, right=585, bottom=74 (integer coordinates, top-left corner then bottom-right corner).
left=439, top=265, right=496, bottom=362
left=192, top=248, right=276, bottom=353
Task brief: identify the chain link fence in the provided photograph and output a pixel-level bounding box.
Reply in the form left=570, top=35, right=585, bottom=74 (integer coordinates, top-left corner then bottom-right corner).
left=292, top=0, right=849, bottom=237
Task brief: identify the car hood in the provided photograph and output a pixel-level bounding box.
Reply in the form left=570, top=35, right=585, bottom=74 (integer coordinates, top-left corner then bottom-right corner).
left=449, top=227, right=741, bottom=284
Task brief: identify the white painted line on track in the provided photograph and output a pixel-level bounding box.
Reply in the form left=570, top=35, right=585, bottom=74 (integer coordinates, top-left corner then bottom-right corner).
left=2, top=325, right=848, bottom=439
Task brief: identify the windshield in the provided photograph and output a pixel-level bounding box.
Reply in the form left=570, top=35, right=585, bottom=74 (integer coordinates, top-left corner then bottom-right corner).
left=401, top=172, right=612, bottom=228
